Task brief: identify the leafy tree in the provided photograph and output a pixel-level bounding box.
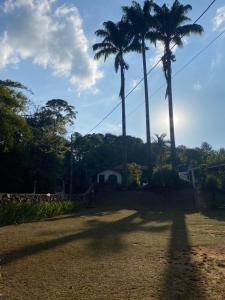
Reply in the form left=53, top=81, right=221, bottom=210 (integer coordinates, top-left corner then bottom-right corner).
left=128, top=163, right=142, bottom=187
left=153, top=0, right=203, bottom=170
left=122, top=0, right=155, bottom=177
left=0, top=79, right=31, bottom=151
left=28, top=99, right=76, bottom=154
left=25, top=99, right=76, bottom=193
left=93, top=20, right=136, bottom=186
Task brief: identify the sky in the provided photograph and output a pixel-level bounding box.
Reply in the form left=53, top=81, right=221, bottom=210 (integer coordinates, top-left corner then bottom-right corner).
left=0, top=0, right=225, bottom=149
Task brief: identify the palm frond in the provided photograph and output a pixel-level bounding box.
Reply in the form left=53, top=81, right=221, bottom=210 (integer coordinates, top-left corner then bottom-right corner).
left=126, top=37, right=142, bottom=53
left=143, top=0, right=153, bottom=14
left=146, top=31, right=162, bottom=44
left=92, top=42, right=113, bottom=51
left=171, top=35, right=183, bottom=47
left=176, top=24, right=204, bottom=36
left=95, top=29, right=108, bottom=38
left=94, top=48, right=117, bottom=61
left=114, top=53, right=121, bottom=73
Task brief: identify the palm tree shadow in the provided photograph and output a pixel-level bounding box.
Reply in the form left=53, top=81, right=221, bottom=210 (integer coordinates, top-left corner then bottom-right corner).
left=160, top=210, right=206, bottom=300
left=1, top=209, right=170, bottom=265
left=1, top=190, right=208, bottom=299
left=86, top=210, right=170, bottom=256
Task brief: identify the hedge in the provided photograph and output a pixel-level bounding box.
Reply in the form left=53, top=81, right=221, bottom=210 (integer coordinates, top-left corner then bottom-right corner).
left=0, top=201, right=79, bottom=226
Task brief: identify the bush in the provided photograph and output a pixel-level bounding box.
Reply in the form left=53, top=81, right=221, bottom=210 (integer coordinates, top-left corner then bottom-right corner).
left=203, top=175, right=223, bottom=209
left=204, top=175, right=221, bottom=192
left=150, top=167, right=190, bottom=191
left=128, top=163, right=142, bottom=188
left=0, top=201, right=79, bottom=226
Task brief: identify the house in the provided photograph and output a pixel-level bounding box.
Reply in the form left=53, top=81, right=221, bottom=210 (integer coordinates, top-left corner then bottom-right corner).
left=189, top=160, right=225, bottom=188
left=177, top=164, right=190, bottom=182
left=97, top=169, right=122, bottom=185
left=96, top=165, right=148, bottom=185
left=207, top=160, right=225, bottom=171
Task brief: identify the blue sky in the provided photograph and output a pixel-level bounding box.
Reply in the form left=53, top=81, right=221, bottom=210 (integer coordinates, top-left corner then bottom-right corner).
left=0, top=0, right=225, bottom=149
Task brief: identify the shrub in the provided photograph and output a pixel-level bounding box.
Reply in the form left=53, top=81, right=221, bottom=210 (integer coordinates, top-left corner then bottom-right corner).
left=128, top=163, right=142, bottom=188
left=203, top=175, right=223, bottom=209
left=0, top=201, right=79, bottom=226
left=204, top=175, right=221, bottom=192
left=150, top=167, right=190, bottom=191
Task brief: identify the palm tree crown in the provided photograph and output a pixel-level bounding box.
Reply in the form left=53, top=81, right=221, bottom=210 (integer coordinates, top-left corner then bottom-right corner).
left=153, top=0, right=203, bottom=81
left=93, top=20, right=135, bottom=96
left=153, top=1, right=203, bottom=48
left=122, top=0, right=155, bottom=44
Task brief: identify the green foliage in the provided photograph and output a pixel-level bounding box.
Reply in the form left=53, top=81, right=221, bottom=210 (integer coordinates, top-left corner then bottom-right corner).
left=203, top=175, right=224, bottom=209
left=151, top=167, right=189, bottom=190
left=151, top=167, right=178, bottom=190
left=128, top=163, right=142, bottom=188
left=153, top=133, right=170, bottom=166
left=204, top=175, right=221, bottom=192
left=0, top=201, right=79, bottom=226
left=0, top=87, right=77, bottom=193
left=0, top=79, right=31, bottom=151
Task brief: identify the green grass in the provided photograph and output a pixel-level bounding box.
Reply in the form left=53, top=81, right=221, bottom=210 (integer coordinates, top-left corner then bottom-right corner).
left=0, top=201, right=79, bottom=226
left=1, top=191, right=225, bottom=299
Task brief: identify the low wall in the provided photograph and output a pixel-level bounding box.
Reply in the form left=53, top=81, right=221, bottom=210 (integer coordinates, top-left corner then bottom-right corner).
left=194, top=189, right=225, bottom=209
left=0, top=193, right=62, bottom=205
left=0, top=189, right=94, bottom=207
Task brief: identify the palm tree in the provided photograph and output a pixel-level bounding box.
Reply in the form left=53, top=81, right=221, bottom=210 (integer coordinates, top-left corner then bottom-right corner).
left=93, top=20, right=135, bottom=187
left=153, top=133, right=170, bottom=167
left=153, top=0, right=203, bottom=170
left=122, top=0, right=155, bottom=179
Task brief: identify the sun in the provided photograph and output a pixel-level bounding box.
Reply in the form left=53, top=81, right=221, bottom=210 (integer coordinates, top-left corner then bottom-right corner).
left=157, top=108, right=188, bottom=133
left=163, top=115, right=181, bottom=127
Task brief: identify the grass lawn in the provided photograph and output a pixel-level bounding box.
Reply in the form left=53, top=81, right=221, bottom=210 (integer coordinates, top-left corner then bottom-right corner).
left=1, top=191, right=225, bottom=300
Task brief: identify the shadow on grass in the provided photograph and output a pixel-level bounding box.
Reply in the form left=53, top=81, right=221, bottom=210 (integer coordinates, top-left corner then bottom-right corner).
left=1, top=209, right=170, bottom=265
left=1, top=190, right=208, bottom=298
left=160, top=210, right=206, bottom=300
left=201, top=209, right=225, bottom=222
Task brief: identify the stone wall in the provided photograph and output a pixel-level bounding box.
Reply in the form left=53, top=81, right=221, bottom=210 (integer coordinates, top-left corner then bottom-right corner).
left=0, top=193, right=63, bottom=205
left=0, top=185, right=95, bottom=207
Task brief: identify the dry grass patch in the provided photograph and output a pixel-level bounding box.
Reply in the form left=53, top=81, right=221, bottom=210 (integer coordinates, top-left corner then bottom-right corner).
left=1, top=191, right=225, bottom=299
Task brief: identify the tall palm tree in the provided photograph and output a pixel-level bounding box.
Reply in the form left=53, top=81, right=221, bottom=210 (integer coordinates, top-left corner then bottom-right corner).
left=153, top=0, right=203, bottom=170
left=122, top=0, right=155, bottom=179
left=93, top=20, right=135, bottom=187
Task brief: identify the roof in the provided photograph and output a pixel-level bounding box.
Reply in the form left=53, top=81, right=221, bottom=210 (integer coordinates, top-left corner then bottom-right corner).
left=207, top=160, right=225, bottom=169
left=98, top=164, right=148, bottom=174
left=113, top=164, right=148, bottom=171
left=189, top=160, right=225, bottom=172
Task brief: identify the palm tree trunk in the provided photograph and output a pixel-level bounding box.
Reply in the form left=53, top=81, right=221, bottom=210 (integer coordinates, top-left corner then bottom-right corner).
left=141, top=37, right=152, bottom=179
left=120, top=65, right=128, bottom=187
left=166, top=55, right=177, bottom=171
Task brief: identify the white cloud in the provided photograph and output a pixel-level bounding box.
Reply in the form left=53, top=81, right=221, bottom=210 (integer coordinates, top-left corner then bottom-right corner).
left=213, top=6, right=225, bottom=31
left=129, top=79, right=142, bottom=91
left=0, top=0, right=103, bottom=91
left=211, top=52, right=223, bottom=70
left=193, top=81, right=202, bottom=91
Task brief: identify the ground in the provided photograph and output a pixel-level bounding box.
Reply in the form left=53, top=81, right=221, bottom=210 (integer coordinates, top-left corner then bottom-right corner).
left=1, top=190, right=225, bottom=300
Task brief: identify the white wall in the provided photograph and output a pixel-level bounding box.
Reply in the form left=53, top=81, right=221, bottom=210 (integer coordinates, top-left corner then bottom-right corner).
left=97, top=170, right=122, bottom=185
